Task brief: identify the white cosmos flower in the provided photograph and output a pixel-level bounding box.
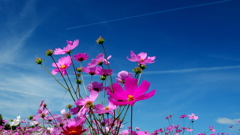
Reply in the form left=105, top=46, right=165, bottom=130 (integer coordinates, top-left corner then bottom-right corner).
left=9, top=115, right=21, bottom=126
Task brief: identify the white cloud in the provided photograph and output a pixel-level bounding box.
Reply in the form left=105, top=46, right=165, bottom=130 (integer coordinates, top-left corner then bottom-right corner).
left=216, top=117, right=240, bottom=124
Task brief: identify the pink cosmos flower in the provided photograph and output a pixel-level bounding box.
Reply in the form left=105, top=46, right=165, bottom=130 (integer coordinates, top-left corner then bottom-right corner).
left=116, top=71, right=133, bottom=84
left=74, top=90, right=98, bottom=117
left=107, top=77, right=156, bottom=106
left=137, top=131, right=151, bottom=135
left=52, top=55, right=72, bottom=76
left=188, top=113, right=198, bottom=120
left=209, top=126, right=216, bottom=132
left=186, top=127, right=193, bottom=132
left=93, top=101, right=117, bottom=115
left=238, top=120, right=240, bottom=123
left=88, top=53, right=111, bottom=67
left=127, top=51, right=156, bottom=65
left=74, top=53, right=89, bottom=62
left=54, top=39, right=79, bottom=55
left=87, top=81, right=104, bottom=92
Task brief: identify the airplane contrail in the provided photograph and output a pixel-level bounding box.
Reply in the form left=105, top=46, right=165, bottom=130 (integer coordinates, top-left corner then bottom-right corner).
left=66, top=0, right=233, bottom=30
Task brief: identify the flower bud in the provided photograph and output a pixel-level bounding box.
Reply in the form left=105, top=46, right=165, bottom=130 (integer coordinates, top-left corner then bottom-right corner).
left=28, top=115, right=33, bottom=120
left=46, top=49, right=54, bottom=56
left=66, top=104, right=73, bottom=109
left=98, top=61, right=103, bottom=66
left=66, top=114, right=71, bottom=119
left=41, top=114, right=46, bottom=118
left=76, top=67, right=82, bottom=72
left=76, top=73, right=81, bottom=77
left=133, top=67, right=142, bottom=74
left=139, top=64, right=146, bottom=70
left=100, top=76, right=107, bottom=80
left=76, top=79, right=82, bottom=84
left=60, top=123, right=64, bottom=127
left=35, top=58, right=43, bottom=64
left=96, top=36, right=104, bottom=44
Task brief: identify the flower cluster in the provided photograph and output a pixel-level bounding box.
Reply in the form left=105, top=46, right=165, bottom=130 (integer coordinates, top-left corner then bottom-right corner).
left=0, top=37, right=237, bottom=134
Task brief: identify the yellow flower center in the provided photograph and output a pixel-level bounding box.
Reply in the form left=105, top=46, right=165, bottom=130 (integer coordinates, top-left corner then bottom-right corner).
left=85, top=101, right=93, bottom=108
left=105, top=107, right=109, bottom=111
left=61, top=65, right=66, bottom=69
left=128, top=95, right=134, bottom=101
left=70, top=130, right=77, bottom=133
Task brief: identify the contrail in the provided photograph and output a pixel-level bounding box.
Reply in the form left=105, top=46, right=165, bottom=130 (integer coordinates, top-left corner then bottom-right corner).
left=67, top=0, right=233, bottom=30
left=144, top=65, right=240, bottom=74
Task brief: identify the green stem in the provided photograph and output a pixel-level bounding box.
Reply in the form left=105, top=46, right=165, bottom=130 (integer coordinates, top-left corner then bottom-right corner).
left=50, top=56, right=76, bottom=102
left=40, top=64, right=68, bottom=90
left=130, top=105, right=133, bottom=135
left=45, top=107, right=58, bottom=125
left=80, top=62, right=88, bottom=96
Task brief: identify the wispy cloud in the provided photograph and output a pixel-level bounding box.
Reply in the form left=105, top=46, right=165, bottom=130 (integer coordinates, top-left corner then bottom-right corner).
left=216, top=118, right=240, bottom=124
left=0, top=0, right=61, bottom=121
left=144, top=65, right=240, bottom=74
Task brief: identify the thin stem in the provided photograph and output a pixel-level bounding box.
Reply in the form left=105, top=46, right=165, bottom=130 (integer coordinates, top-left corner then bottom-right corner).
left=66, top=73, right=77, bottom=99
left=50, top=56, right=76, bottom=102
left=100, top=44, right=113, bottom=91
left=40, top=64, right=68, bottom=90
left=45, top=107, right=58, bottom=125
left=80, top=62, right=88, bottom=96
left=130, top=105, right=133, bottom=135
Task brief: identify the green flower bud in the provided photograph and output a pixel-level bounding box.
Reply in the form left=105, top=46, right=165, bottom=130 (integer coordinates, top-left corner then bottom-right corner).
left=98, top=61, right=103, bottom=66
left=66, top=104, right=73, bottom=109
left=96, top=36, right=105, bottom=44
left=133, top=67, right=142, bottom=74
left=46, top=49, right=54, bottom=56
left=76, top=79, right=82, bottom=84
left=28, top=115, right=33, bottom=120
left=139, top=64, right=146, bottom=70
left=76, top=73, right=81, bottom=77
left=76, top=67, right=82, bottom=72
left=100, top=76, right=107, bottom=80
left=35, top=58, right=43, bottom=64
left=66, top=114, right=71, bottom=119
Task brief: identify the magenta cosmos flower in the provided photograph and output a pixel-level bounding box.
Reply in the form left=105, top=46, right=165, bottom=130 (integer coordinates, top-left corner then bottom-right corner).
left=74, top=53, right=88, bottom=62
left=127, top=51, right=156, bottom=65
left=87, top=81, right=104, bottom=92
left=61, top=118, right=86, bottom=135
left=107, top=77, right=156, bottom=106
left=54, top=39, right=79, bottom=55
left=52, top=55, right=71, bottom=76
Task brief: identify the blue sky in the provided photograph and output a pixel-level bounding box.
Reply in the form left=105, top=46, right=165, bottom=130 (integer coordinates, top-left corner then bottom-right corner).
left=0, top=0, right=240, bottom=134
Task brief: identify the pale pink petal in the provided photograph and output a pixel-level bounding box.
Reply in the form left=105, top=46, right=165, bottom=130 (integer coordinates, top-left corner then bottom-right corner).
left=138, top=52, right=147, bottom=59
left=90, top=90, right=98, bottom=101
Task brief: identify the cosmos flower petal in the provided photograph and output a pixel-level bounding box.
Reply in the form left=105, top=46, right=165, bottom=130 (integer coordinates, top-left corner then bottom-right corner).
left=134, top=80, right=150, bottom=97
left=90, top=90, right=98, bottom=101
left=124, top=77, right=138, bottom=94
